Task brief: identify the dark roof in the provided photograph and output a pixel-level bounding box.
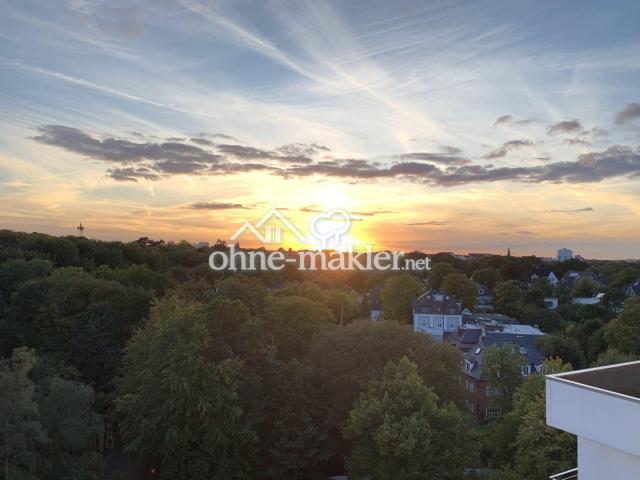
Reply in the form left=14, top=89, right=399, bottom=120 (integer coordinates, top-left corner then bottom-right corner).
left=463, top=332, right=545, bottom=380
left=460, top=328, right=482, bottom=345
left=463, top=312, right=520, bottom=326
left=413, top=288, right=462, bottom=315
left=626, top=279, right=640, bottom=296
left=564, top=271, right=605, bottom=289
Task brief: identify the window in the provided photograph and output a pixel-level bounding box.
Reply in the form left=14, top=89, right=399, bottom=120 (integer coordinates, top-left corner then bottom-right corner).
left=520, top=365, right=530, bottom=377
left=466, top=380, right=475, bottom=392
left=486, top=408, right=501, bottom=419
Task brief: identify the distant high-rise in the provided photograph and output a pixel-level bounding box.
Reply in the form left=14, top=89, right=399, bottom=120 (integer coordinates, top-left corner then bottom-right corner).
left=557, top=248, right=573, bottom=262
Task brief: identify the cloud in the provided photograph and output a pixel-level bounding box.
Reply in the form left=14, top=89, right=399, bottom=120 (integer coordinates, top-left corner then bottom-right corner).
left=405, top=221, right=450, bottom=226
left=393, top=152, right=470, bottom=165
left=564, top=138, right=591, bottom=146
left=493, top=115, right=537, bottom=127
left=484, top=139, right=533, bottom=159
left=516, top=230, right=536, bottom=235
left=547, top=119, right=583, bottom=135
left=32, top=126, right=640, bottom=188
left=185, top=202, right=252, bottom=210
left=614, top=103, right=640, bottom=125
left=534, top=207, right=595, bottom=214
left=33, top=125, right=223, bottom=165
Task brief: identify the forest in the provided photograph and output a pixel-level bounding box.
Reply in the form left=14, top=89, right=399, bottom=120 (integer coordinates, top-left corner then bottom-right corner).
left=1, top=230, right=639, bottom=480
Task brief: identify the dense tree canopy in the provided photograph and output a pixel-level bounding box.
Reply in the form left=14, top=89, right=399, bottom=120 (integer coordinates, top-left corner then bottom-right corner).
left=380, top=274, right=424, bottom=322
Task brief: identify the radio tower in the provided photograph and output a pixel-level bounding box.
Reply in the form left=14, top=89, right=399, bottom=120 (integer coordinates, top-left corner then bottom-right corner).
left=77, top=222, right=85, bottom=237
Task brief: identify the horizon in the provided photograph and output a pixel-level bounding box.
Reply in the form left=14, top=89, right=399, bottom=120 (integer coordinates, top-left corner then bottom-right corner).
left=2, top=0, right=640, bottom=259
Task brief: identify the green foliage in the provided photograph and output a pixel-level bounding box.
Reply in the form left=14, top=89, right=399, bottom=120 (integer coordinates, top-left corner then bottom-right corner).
left=471, top=267, right=502, bottom=290
left=493, top=281, right=523, bottom=319
left=535, top=334, right=586, bottom=369
left=380, top=274, right=423, bottom=322
left=216, top=274, right=269, bottom=315
left=429, top=262, right=457, bottom=289
left=592, top=348, right=639, bottom=367
left=605, top=298, right=640, bottom=354
left=262, top=295, right=335, bottom=360
left=0, top=347, right=103, bottom=480
left=523, top=288, right=545, bottom=308
left=344, top=357, right=471, bottom=480
left=571, top=277, right=599, bottom=297
left=116, top=295, right=327, bottom=479
left=443, top=273, right=477, bottom=309
left=484, top=345, right=525, bottom=413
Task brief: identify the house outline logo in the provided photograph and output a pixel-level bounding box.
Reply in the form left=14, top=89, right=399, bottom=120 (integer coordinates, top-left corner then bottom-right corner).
left=230, top=208, right=352, bottom=248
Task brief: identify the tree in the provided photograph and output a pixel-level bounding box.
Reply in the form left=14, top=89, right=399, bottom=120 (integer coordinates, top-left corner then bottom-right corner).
left=472, top=267, right=501, bottom=290
left=36, top=376, right=104, bottom=479
left=344, top=357, right=471, bottom=480
left=429, top=263, right=457, bottom=289
left=523, top=288, right=545, bottom=308
left=0, top=348, right=47, bottom=480
left=322, top=289, right=361, bottom=325
left=116, top=295, right=327, bottom=479
left=605, top=298, right=640, bottom=355
left=215, top=274, right=269, bottom=315
left=484, top=345, right=525, bottom=413
left=535, top=334, right=586, bottom=369
left=443, top=273, right=477, bottom=309
left=493, top=281, right=523, bottom=318
left=510, top=361, right=576, bottom=480
left=308, top=321, right=463, bottom=470
left=593, top=349, right=639, bottom=367
left=262, top=296, right=335, bottom=360
left=572, top=277, right=598, bottom=297
left=380, top=274, right=423, bottom=322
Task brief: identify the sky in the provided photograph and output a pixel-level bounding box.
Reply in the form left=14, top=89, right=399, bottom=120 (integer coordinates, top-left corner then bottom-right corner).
left=1, top=0, right=640, bottom=259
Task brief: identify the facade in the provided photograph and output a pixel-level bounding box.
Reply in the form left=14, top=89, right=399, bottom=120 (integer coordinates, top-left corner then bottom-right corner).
left=546, top=361, right=640, bottom=480
left=544, top=297, right=559, bottom=309
left=547, top=271, right=560, bottom=287
left=463, top=331, right=545, bottom=422
left=558, top=248, right=574, bottom=262
left=412, top=289, right=463, bottom=342
left=475, top=284, right=494, bottom=311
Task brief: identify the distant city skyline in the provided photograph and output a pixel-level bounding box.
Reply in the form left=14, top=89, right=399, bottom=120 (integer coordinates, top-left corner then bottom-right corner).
left=1, top=0, right=640, bottom=259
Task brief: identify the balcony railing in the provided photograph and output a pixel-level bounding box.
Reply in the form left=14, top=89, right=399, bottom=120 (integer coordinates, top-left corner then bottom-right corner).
left=549, top=467, right=578, bottom=479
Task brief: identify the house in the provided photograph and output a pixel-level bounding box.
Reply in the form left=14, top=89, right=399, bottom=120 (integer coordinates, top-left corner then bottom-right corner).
left=547, top=271, right=560, bottom=287
left=564, top=270, right=606, bottom=290
left=365, top=287, right=383, bottom=321
left=544, top=297, right=559, bottom=309
left=475, top=284, right=493, bottom=311
left=463, top=331, right=545, bottom=422
left=572, top=293, right=605, bottom=305
left=557, top=248, right=573, bottom=262
left=625, top=279, right=640, bottom=297
left=412, top=289, right=463, bottom=342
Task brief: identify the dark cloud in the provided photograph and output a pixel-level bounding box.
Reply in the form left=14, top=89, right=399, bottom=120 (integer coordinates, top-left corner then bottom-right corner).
left=108, top=167, right=161, bottom=182
left=211, top=133, right=239, bottom=142
left=190, top=137, right=215, bottom=146
left=440, top=145, right=462, bottom=154
left=534, top=207, right=595, bottom=214
left=516, top=230, right=536, bottom=235
left=547, top=119, right=583, bottom=135
left=614, top=103, right=640, bottom=125
left=33, top=125, right=222, bottom=164
left=493, top=115, right=537, bottom=126
left=484, top=139, right=533, bottom=159
left=32, top=126, right=640, bottom=188
left=406, top=221, right=450, bottom=226
left=186, top=202, right=251, bottom=210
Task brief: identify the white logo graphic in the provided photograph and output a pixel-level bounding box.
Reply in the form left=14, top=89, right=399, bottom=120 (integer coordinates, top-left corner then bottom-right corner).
left=231, top=208, right=352, bottom=249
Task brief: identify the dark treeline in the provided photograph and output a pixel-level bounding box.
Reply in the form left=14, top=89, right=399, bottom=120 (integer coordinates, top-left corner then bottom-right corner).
left=0, top=230, right=638, bottom=479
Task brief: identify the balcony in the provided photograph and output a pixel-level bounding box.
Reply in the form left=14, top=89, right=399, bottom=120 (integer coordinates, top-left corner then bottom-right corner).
left=546, top=360, right=640, bottom=480
left=549, top=468, right=578, bottom=479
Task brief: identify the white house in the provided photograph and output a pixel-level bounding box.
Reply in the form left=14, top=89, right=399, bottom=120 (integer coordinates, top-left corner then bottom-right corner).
left=412, top=289, right=463, bottom=342
left=547, top=272, right=560, bottom=287
left=544, top=297, right=559, bottom=309
left=572, top=293, right=604, bottom=305
left=546, top=361, right=640, bottom=480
